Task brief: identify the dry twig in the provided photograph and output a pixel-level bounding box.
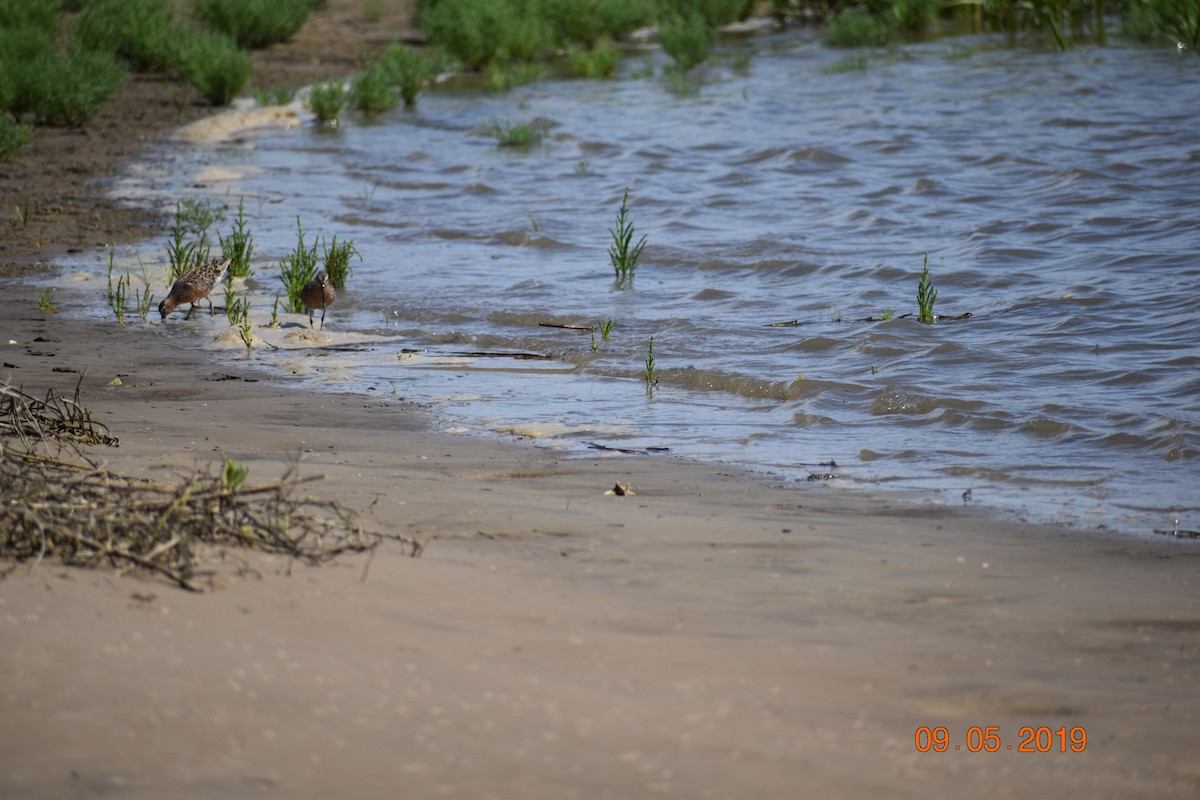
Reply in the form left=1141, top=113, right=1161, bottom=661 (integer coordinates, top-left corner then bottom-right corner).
left=1, top=380, right=419, bottom=590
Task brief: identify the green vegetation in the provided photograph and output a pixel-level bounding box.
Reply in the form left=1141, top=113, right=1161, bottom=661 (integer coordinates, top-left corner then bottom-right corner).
left=351, top=62, right=400, bottom=115
left=567, top=38, right=622, bottom=78
left=166, top=201, right=212, bottom=284
left=644, top=336, right=660, bottom=391
left=219, top=197, right=255, bottom=279
left=178, top=196, right=224, bottom=236
left=826, top=8, right=895, bottom=47
left=36, top=287, right=56, bottom=312
left=73, top=0, right=177, bottom=73
left=322, top=236, right=360, bottom=291
left=279, top=217, right=319, bottom=314
left=591, top=318, right=616, bottom=352
left=40, top=50, right=126, bottom=127
left=824, top=53, right=870, bottom=73
left=659, top=13, right=716, bottom=71
left=0, top=112, right=32, bottom=159
left=253, top=85, right=299, bottom=106
left=377, top=42, right=435, bottom=107
left=194, top=0, right=316, bottom=49
left=175, top=30, right=251, bottom=106
left=0, top=0, right=59, bottom=34
left=106, top=252, right=128, bottom=327
left=221, top=458, right=248, bottom=491
left=484, top=60, right=546, bottom=91
left=224, top=288, right=250, bottom=328
left=306, top=80, right=348, bottom=124
left=916, top=253, right=937, bottom=324
left=1125, top=0, right=1200, bottom=48
left=482, top=118, right=550, bottom=146
left=608, top=188, right=647, bottom=290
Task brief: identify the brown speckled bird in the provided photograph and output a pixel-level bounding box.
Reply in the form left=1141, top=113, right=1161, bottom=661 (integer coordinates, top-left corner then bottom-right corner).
left=159, top=257, right=230, bottom=320
left=301, top=270, right=335, bottom=329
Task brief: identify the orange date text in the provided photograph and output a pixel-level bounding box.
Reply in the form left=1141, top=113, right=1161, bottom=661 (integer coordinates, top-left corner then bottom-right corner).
left=914, top=725, right=1087, bottom=753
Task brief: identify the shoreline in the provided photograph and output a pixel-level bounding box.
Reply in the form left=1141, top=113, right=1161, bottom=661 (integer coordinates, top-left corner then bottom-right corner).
left=3, top=5, right=1199, bottom=798
left=3, top=285, right=1198, bottom=798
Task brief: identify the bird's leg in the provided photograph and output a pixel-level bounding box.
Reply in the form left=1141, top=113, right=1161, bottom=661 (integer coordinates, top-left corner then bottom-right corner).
left=320, top=308, right=326, bottom=330
left=184, top=303, right=195, bottom=320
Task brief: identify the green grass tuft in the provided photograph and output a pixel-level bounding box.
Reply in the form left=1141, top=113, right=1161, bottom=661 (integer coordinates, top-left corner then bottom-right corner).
left=322, top=235, right=360, bottom=291
left=194, top=0, right=316, bottom=49
left=377, top=42, right=434, bottom=107
left=609, top=188, right=647, bottom=289
left=279, top=217, right=319, bottom=314
left=658, top=13, right=715, bottom=72
left=351, top=62, right=400, bottom=115
left=306, top=80, right=348, bottom=124
left=175, top=30, right=251, bottom=106
left=482, top=118, right=550, bottom=146
left=33, top=49, right=127, bottom=127
left=73, top=0, right=177, bottom=73
left=219, top=197, right=255, bottom=279
left=567, top=38, right=621, bottom=78
left=826, top=8, right=895, bottom=47
left=0, top=112, right=33, bottom=159
left=916, top=252, right=938, bottom=324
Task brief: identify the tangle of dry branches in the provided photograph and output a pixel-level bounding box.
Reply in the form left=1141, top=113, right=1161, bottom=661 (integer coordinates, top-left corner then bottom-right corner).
left=0, top=380, right=418, bottom=591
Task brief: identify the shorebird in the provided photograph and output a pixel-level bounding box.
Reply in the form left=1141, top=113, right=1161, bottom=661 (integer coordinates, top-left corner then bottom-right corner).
left=159, top=256, right=231, bottom=320
left=301, top=270, right=335, bottom=329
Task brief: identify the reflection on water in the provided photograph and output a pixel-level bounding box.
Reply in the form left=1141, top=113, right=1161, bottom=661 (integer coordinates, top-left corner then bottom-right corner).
left=110, top=30, right=1200, bottom=534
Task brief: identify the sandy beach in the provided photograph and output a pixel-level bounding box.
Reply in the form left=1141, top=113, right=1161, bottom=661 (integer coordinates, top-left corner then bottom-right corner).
left=2, top=3, right=1199, bottom=798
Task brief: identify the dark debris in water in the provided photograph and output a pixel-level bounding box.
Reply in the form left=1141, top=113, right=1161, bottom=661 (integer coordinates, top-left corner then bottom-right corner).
left=585, top=442, right=671, bottom=455
left=1152, top=527, right=1200, bottom=540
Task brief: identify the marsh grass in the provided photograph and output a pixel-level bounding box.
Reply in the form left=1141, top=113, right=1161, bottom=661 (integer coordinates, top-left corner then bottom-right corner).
left=178, top=196, right=225, bottom=234
left=916, top=252, right=937, bottom=324
left=253, top=85, right=298, bottom=106
left=644, top=336, right=660, bottom=392
left=32, top=49, right=127, bottom=127
left=824, top=53, right=870, bottom=73
left=483, top=118, right=550, bottom=146
left=590, top=318, right=616, bottom=352
left=167, top=201, right=212, bottom=283
left=378, top=42, right=433, bottom=107
left=567, top=38, right=621, bottom=78
left=351, top=62, right=399, bottom=115
left=826, top=8, right=895, bottom=47
left=194, top=0, right=316, bottom=49
left=280, top=217, right=319, bottom=314
left=658, top=13, right=715, bottom=72
left=485, top=59, right=547, bottom=91
left=0, top=0, right=60, bottom=34
left=176, top=30, right=251, bottom=106
left=73, top=0, right=176, bottom=73
left=219, top=197, right=254, bottom=279
left=0, top=113, right=32, bottom=159
left=268, top=296, right=282, bottom=328
left=36, top=287, right=57, bottom=312
left=106, top=253, right=128, bottom=327
left=322, top=236, right=360, bottom=291
left=306, top=80, right=347, bottom=124
left=609, top=188, right=647, bottom=289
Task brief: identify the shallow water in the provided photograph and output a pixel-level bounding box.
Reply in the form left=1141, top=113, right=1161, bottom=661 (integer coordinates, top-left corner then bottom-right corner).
left=103, top=30, right=1199, bottom=533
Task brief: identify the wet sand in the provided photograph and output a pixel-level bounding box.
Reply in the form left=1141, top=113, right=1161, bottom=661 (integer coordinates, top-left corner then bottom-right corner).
left=2, top=282, right=1198, bottom=800
left=2, top=2, right=1199, bottom=798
